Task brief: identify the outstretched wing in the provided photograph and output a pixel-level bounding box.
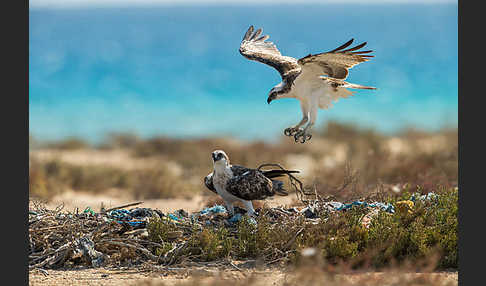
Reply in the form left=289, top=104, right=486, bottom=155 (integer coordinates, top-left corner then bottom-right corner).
left=298, top=38, right=374, bottom=80
left=239, top=25, right=301, bottom=88
left=225, top=169, right=275, bottom=201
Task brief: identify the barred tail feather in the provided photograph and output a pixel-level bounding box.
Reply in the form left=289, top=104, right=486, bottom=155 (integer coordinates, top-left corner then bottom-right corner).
left=320, top=76, right=377, bottom=90
left=343, top=82, right=377, bottom=90
left=263, top=169, right=300, bottom=179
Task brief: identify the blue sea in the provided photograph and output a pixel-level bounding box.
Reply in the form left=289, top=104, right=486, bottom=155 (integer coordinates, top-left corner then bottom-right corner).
left=29, top=4, right=458, bottom=143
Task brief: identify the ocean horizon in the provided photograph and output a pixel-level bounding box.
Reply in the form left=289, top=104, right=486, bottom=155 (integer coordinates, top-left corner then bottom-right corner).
left=29, top=3, right=458, bottom=143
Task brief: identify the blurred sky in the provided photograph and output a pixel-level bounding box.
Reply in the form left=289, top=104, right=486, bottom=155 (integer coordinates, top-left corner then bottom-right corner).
left=30, top=0, right=458, bottom=8
left=29, top=0, right=458, bottom=143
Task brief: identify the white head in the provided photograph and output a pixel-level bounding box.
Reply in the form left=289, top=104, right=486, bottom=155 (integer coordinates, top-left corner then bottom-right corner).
left=267, top=82, right=286, bottom=104
left=211, top=150, right=230, bottom=169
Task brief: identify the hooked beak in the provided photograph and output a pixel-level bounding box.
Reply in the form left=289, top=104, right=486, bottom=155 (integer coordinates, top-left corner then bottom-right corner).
left=267, top=94, right=277, bottom=104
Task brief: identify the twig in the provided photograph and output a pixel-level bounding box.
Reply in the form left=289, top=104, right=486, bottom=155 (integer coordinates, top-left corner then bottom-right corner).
left=101, top=201, right=144, bottom=213
left=284, top=227, right=304, bottom=250
left=257, top=163, right=307, bottom=204
left=227, top=259, right=243, bottom=272
left=97, top=239, right=158, bottom=262
left=29, top=242, right=72, bottom=270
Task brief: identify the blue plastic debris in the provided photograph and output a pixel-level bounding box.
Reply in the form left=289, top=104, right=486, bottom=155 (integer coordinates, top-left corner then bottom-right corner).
left=328, top=202, right=344, bottom=209
left=168, top=213, right=180, bottom=221
left=369, top=202, right=395, bottom=213
left=116, top=220, right=145, bottom=226
left=108, top=209, right=131, bottom=220
left=335, top=201, right=395, bottom=214
left=200, top=205, right=227, bottom=215
left=227, top=213, right=242, bottom=223
left=227, top=213, right=257, bottom=225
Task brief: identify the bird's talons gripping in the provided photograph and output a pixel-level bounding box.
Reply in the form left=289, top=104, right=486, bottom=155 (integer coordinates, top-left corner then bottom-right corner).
left=284, top=127, right=301, bottom=137
left=294, top=130, right=312, bottom=143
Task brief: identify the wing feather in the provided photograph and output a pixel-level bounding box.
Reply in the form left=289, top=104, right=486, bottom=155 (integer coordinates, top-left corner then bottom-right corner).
left=327, top=38, right=354, bottom=53
left=250, top=28, right=262, bottom=40
left=225, top=169, right=274, bottom=201
left=239, top=25, right=301, bottom=87
left=341, top=41, right=367, bottom=53
left=298, top=39, right=374, bottom=80
left=204, top=173, right=218, bottom=194
left=242, top=25, right=254, bottom=41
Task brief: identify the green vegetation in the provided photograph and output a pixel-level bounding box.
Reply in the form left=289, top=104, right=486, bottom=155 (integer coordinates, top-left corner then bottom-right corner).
left=147, top=187, right=457, bottom=270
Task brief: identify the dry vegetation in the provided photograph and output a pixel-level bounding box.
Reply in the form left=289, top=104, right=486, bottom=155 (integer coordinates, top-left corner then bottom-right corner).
left=28, top=122, right=458, bottom=285
left=29, top=121, right=458, bottom=203
left=28, top=187, right=457, bottom=272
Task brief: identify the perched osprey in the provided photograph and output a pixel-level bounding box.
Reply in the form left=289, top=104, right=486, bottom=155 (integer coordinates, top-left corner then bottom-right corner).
left=204, top=150, right=299, bottom=217
left=239, top=25, right=376, bottom=143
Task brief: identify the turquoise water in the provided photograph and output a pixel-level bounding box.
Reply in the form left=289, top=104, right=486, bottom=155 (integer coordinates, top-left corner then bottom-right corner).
left=29, top=4, right=458, bottom=143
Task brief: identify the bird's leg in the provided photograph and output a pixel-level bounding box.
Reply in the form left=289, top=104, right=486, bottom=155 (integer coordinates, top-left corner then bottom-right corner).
left=284, top=99, right=309, bottom=136
left=223, top=200, right=235, bottom=217
left=294, top=98, right=318, bottom=143
left=284, top=114, right=308, bottom=136
left=241, top=200, right=256, bottom=217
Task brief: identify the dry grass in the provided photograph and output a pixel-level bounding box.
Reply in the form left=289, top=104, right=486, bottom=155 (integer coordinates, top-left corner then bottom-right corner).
left=29, top=120, right=458, bottom=203
left=29, top=158, right=198, bottom=200
left=28, top=187, right=457, bottom=272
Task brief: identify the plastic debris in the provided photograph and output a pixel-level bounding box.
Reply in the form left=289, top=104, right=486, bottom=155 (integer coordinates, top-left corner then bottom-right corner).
left=200, top=205, right=227, bottom=215
left=83, top=207, right=96, bottom=216
left=168, top=213, right=181, bottom=221
left=300, top=205, right=319, bottom=219
left=411, top=192, right=439, bottom=202
left=228, top=213, right=243, bottom=223
left=29, top=192, right=435, bottom=270
left=226, top=213, right=257, bottom=225
left=334, top=201, right=395, bottom=214
left=396, top=200, right=414, bottom=215
left=72, top=237, right=105, bottom=267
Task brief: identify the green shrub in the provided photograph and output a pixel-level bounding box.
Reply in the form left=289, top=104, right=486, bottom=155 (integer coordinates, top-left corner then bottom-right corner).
left=145, top=187, right=457, bottom=270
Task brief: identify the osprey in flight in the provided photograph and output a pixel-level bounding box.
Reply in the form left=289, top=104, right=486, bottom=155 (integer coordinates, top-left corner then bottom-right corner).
left=204, top=150, right=299, bottom=217
left=239, top=25, right=376, bottom=143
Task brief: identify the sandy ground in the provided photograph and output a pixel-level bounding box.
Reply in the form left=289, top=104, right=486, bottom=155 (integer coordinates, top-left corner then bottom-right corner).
left=41, top=190, right=297, bottom=214
left=29, top=267, right=458, bottom=286
left=29, top=148, right=301, bottom=213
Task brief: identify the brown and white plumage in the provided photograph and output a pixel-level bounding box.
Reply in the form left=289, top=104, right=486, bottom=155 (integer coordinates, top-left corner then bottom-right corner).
left=239, top=26, right=301, bottom=93
left=239, top=25, right=376, bottom=143
left=204, top=150, right=299, bottom=216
